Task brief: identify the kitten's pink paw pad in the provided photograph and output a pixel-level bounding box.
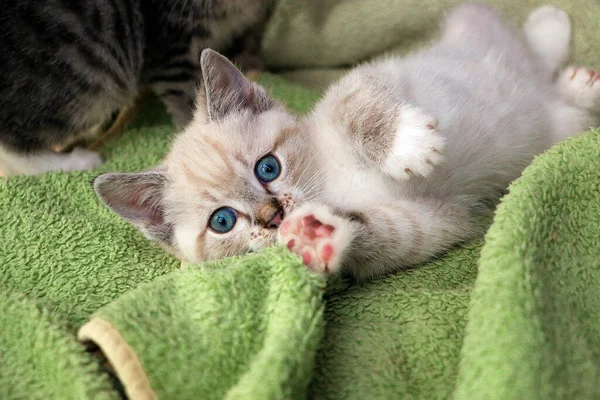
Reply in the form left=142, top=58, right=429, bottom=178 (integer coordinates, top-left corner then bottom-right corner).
left=279, top=209, right=346, bottom=274
left=559, top=66, right=600, bottom=110
left=383, top=105, right=445, bottom=180
left=566, top=67, right=600, bottom=86
left=283, top=213, right=336, bottom=272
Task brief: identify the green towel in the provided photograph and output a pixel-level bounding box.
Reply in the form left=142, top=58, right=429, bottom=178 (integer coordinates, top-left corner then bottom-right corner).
left=455, top=129, right=600, bottom=399
left=2, top=0, right=600, bottom=397
left=78, top=248, right=325, bottom=400
left=0, top=290, right=116, bottom=400
left=262, top=0, right=600, bottom=89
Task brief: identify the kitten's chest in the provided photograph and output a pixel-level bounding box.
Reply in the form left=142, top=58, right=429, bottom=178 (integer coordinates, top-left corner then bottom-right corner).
left=322, top=155, right=396, bottom=208
left=312, top=124, right=397, bottom=207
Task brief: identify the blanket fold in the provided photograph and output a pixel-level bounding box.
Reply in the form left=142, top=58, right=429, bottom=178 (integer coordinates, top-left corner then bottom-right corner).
left=455, top=129, right=600, bottom=399
left=77, top=249, right=325, bottom=400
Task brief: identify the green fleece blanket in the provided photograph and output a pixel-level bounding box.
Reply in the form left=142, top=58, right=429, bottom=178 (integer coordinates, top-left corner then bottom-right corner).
left=2, top=0, right=600, bottom=399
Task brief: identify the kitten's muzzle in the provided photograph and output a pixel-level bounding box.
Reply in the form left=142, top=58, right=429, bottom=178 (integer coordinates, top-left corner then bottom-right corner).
left=257, top=200, right=285, bottom=229
left=267, top=209, right=284, bottom=228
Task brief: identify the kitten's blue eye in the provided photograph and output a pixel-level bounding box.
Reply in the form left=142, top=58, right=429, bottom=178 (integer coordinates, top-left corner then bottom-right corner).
left=209, top=207, right=237, bottom=233
left=254, top=155, right=281, bottom=183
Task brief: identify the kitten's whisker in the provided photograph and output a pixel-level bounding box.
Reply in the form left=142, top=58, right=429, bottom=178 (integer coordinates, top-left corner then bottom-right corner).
left=301, top=165, right=328, bottom=192
left=295, top=165, right=328, bottom=203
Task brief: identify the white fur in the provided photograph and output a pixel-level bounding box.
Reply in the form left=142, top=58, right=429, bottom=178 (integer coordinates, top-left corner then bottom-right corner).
left=558, top=66, right=600, bottom=110
left=382, top=104, right=445, bottom=180
left=524, top=6, right=571, bottom=77
left=0, top=145, right=102, bottom=176
left=273, top=4, right=600, bottom=279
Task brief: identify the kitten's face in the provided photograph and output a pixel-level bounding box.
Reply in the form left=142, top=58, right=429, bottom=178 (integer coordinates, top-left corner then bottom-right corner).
left=94, top=49, right=321, bottom=264
left=162, top=107, right=319, bottom=262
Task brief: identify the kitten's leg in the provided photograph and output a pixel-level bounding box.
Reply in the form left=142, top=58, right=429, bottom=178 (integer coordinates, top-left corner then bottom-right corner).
left=524, top=6, right=571, bottom=78
left=549, top=104, right=596, bottom=145
left=551, top=66, right=600, bottom=143
left=0, top=145, right=102, bottom=176
left=441, top=4, right=519, bottom=49
left=331, top=77, right=445, bottom=180
left=152, top=82, right=196, bottom=129
left=147, top=60, right=199, bottom=129
left=278, top=199, right=482, bottom=280
left=557, top=66, right=600, bottom=111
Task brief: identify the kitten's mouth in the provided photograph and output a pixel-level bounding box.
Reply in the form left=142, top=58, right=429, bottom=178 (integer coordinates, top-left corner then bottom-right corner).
left=266, top=209, right=285, bottom=229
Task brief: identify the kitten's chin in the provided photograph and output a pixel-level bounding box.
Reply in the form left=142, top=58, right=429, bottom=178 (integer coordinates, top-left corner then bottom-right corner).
left=249, top=232, right=278, bottom=253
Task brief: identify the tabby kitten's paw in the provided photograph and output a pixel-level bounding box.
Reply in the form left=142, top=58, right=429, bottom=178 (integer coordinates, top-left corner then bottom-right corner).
left=278, top=203, right=354, bottom=275
left=383, top=105, right=445, bottom=180
left=61, top=148, right=103, bottom=172
left=558, top=66, right=600, bottom=111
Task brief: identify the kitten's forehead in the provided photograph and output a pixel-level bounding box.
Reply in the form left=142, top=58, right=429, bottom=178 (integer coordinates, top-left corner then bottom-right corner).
left=165, top=110, right=300, bottom=203
left=167, top=133, right=245, bottom=203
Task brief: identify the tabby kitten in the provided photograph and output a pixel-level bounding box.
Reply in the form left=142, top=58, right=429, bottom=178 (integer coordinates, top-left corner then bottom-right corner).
left=0, top=0, right=267, bottom=176
left=94, top=4, right=600, bottom=281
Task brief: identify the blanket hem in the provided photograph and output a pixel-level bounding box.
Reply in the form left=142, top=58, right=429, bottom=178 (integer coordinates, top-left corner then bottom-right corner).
left=78, top=319, right=156, bottom=400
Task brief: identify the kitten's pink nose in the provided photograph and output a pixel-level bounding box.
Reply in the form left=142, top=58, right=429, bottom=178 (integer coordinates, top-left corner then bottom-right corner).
left=267, top=210, right=284, bottom=228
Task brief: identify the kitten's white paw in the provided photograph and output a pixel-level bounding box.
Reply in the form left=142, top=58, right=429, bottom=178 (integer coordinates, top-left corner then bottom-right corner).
left=278, top=203, right=353, bottom=275
left=60, top=148, right=103, bottom=172
left=558, top=66, right=600, bottom=111
left=524, top=6, right=570, bottom=71
left=382, top=105, right=445, bottom=180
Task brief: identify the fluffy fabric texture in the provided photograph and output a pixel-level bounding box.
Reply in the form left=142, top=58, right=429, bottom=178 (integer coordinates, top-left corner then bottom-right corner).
left=81, top=248, right=326, bottom=400
left=455, top=129, right=600, bottom=399
left=0, top=290, right=117, bottom=400
left=2, top=0, right=600, bottom=397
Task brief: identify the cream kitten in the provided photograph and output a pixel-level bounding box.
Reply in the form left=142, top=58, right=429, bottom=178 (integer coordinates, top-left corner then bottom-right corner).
left=94, top=4, right=600, bottom=280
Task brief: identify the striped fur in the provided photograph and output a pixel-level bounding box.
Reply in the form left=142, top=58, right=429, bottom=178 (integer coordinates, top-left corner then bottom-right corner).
left=0, top=0, right=268, bottom=175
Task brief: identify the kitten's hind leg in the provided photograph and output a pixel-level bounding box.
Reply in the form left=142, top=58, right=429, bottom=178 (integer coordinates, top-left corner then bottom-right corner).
left=557, top=66, right=600, bottom=112
left=524, top=6, right=571, bottom=78
left=549, top=66, right=600, bottom=144
left=0, top=145, right=103, bottom=176
left=440, top=4, right=514, bottom=48
left=278, top=199, right=483, bottom=280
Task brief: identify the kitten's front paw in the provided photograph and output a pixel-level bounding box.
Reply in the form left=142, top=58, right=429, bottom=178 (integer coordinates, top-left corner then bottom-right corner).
left=278, top=204, right=354, bottom=275
left=61, top=148, right=103, bottom=172
left=383, top=105, right=445, bottom=180
left=558, top=66, right=600, bottom=110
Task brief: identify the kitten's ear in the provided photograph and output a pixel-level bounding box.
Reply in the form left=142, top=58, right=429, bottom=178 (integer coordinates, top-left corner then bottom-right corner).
left=92, top=171, right=172, bottom=245
left=197, top=49, right=277, bottom=122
